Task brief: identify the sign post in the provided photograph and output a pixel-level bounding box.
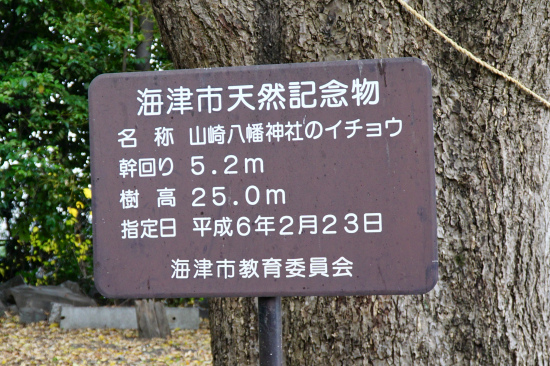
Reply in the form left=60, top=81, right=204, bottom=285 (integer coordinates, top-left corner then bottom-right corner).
left=258, top=297, right=283, bottom=366
left=89, top=58, right=437, bottom=363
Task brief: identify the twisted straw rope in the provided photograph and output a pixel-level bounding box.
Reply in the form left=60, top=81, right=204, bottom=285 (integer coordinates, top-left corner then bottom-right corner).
left=396, top=0, right=550, bottom=110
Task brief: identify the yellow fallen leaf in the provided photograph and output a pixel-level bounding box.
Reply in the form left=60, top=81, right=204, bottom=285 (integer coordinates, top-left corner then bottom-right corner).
left=0, top=314, right=212, bottom=364
left=68, top=207, right=78, bottom=217
left=83, top=187, right=92, bottom=199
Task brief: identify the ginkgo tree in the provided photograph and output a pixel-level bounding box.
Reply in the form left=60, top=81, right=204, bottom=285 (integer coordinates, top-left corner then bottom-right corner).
left=0, top=0, right=170, bottom=286
left=150, top=0, right=550, bottom=363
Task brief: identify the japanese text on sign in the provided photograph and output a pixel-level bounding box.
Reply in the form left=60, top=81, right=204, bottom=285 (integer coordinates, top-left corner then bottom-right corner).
left=136, top=78, right=380, bottom=116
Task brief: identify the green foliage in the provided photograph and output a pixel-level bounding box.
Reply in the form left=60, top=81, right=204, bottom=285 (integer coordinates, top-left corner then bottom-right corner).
left=0, top=0, right=171, bottom=286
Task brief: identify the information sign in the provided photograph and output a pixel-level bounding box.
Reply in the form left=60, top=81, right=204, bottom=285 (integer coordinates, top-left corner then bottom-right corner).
left=89, top=58, right=437, bottom=298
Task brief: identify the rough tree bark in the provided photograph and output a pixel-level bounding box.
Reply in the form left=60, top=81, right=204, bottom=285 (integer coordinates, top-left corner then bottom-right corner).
left=150, top=0, right=550, bottom=364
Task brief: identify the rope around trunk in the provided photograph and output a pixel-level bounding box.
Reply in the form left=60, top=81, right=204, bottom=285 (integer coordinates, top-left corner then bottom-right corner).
left=396, top=0, right=550, bottom=110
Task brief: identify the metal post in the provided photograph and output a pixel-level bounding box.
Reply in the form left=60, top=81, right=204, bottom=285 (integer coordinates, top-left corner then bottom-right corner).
left=258, top=296, right=283, bottom=366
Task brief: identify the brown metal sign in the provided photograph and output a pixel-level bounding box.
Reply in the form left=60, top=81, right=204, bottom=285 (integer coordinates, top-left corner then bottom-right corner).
left=89, top=58, right=437, bottom=298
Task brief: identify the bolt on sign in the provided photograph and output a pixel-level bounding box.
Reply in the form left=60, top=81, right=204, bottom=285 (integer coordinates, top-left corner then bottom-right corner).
left=89, top=58, right=438, bottom=298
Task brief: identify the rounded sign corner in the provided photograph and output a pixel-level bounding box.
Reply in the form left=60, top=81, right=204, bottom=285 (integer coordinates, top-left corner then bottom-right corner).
left=89, top=73, right=109, bottom=94
left=93, top=273, right=120, bottom=299
left=407, top=57, right=432, bottom=77
left=421, top=265, right=439, bottom=294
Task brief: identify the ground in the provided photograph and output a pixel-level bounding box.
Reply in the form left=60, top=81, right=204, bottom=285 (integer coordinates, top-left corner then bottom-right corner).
left=0, top=315, right=212, bottom=365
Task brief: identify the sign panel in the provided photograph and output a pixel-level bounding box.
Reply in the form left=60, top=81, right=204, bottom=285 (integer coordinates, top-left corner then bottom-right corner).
left=89, top=58, right=437, bottom=298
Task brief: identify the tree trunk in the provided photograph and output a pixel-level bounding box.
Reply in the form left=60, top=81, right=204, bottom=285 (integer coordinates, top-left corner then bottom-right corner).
left=150, top=0, right=550, bottom=364
left=135, top=0, right=155, bottom=71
